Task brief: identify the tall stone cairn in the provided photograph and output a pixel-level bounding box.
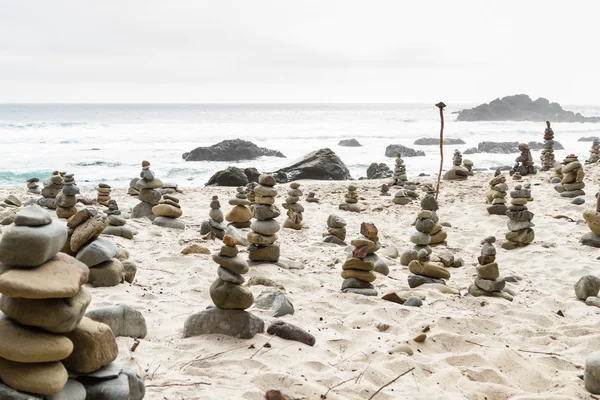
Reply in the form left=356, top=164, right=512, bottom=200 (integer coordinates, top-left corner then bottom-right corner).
left=540, top=121, right=556, bottom=171
left=502, top=184, right=535, bottom=250
left=588, top=139, right=600, bottom=164
left=55, top=173, right=79, bottom=219
left=282, top=183, right=303, bottom=230
left=486, top=174, right=508, bottom=215
left=226, top=187, right=253, bottom=229
left=248, top=174, right=281, bottom=262
left=340, top=223, right=380, bottom=296
left=468, top=236, right=513, bottom=301
left=554, top=154, right=586, bottom=198
left=132, top=161, right=163, bottom=218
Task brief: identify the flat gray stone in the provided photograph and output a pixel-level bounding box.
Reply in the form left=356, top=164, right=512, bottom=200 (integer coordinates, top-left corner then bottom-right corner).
left=81, top=373, right=129, bottom=400
left=152, top=217, right=185, bottom=230
left=586, top=296, right=600, bottom=308
left=76, top=239, right=118, bottom=267
left=86, top=304, right=147, bottom=339
left=13, top=205, right=52, bottom=227
left=0, top=382, right=42, bottom=399
left=183, top=308, right=264, bottom=339
left=403, top=296, right=423, bottom=307
left=121, top=367, right=145, bottom=400
left=581, top=232, right=600, bottom=248
left=342, top=288, right=378, bottom=296
left=253, top=291, right=294, bottom=317
left=407, top=274, right=445, bottom=288
left=46, top=379, right=86, bottom=400
left=0, top=220, right=67, bottom=267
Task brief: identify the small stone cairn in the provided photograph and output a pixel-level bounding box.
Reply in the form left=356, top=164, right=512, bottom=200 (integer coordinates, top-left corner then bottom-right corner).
left=323, top=214, right=346, bottom=245
left=443, top=150, right=470, bottom=180
left=183, top=235, right=264, bottom=339
left=306, top=191, right=319, bottom=203
left=392, top=153, right=408, bottom=186
left=407, top=248, right=451, bottom=289
left=248, top=174, right=281, bottom=262
left=152, top=194, right=184, bottom=230
left=226, top=187, right=253, bottom=228
left=380, top=184, right=390, bottom=196
left=341, top=223, right=380, bottom=296
left=468, top=236, right=513, bottom=301
left=339, top=185, right=361, bottom=213
left=502, top=184, right=535, bottom=250
left=393, top=188, right=411, bottom=205
left=588, top=139, right=600, bottom=164
left=510, top=143, right=536, bottom=177
left=540, top=121, right=556, bottom=171
left=96, top=183, right=111, bottom=205
left=26, top=177, right=41, bottom=194
left=554, top=154, right=585, bottom=198
left=282, top=183, right=303, bottom=230
left=486, top=174, right=508, bottom=215
left=0, top=205, right=144, bottom=398
left=55, top=173, right=79, bottom=219
left=103, top=200, right=136, bottom=239
left=582, top=191, right=600, bottom=247
left=200, top=196, right=226, bottom=239
left=421, top=195, right=447, bottom=246
left=132, top=161, right=163, bottom=218
left=39, top=171, right=63, bottom=209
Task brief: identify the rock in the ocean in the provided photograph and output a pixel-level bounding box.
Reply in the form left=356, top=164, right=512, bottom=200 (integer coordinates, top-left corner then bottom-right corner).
left=384, top=144, right=425, bottom=157
left=184, top=139, right=285, bottom=161
left=413, top=138, right=466, bottom=145
left=338, top=138, right=362, bottom=147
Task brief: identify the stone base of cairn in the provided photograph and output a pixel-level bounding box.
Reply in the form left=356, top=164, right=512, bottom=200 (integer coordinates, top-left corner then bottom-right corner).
left=339, top=185, right=360, bottom=213
left=443, top=150, right=470, bottom=180
left=323, top=214, right=347, bottom=245
left=97, top=183, right=111, bottom=205
left=341, top=224, right=381, bottom=296
left=248, top=175, right=280, bottom=262
left=103, top=200, right=136, bottom=239
left=582, top=194, right=600, bottom=247
left=39, top=171, right=63, bottom=209
left=554, top=155, right=585, bottom=198
left=282, top=183, right=303, bottom=229
left=306, top=191, right=319, bottom=202
left=226, top=187, right=252, bottom=229
left=407, top=248, right=451, bottom=289
left=391, top=153, right=408, bottom=186
left=540, top=121, right=556, bottom=171
left=486, top=174, right=508, bottom=215
left=0, top=205, right=144, bottom=398
left=132, top=161, right=163, bottom=219
left=200, top=196, right=226, bottom=239
left=183, top=235, right=264, bottom=339
left=152, top=194, right=184, bottom=230
left=55, top=173, right=79, bottom=219
left=27, top=177, right=41, bottom=194
left=587, top=139, right=600, bottom=165
left=468, top=236, right=513, bottom=301
left=502, top=184, right=534, bottom=250
left=509, top=143, right=536, bottom=177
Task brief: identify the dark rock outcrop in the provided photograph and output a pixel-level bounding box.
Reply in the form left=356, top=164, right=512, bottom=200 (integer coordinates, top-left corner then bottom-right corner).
left=338, top=139, right=362, bottom=147
left=184, top=139, right=285, bottom=161
left=414, top=138, right=466, bottom=145
left=384, top=144, right=425, bottom=157
left=205, top=166, right=261, bottom=186
left=464, top=147, right=480, bottom=155
left=471, top=141, right=565, bottom=154
left=528, top=141, right=564, bottom=150
left=579, top=136, right=600, bottom=142
left=366, top=163, right=392, bottom=179
left=457, top=94, right=600, bottom=122
left=271, top=148, right=352, bottom=182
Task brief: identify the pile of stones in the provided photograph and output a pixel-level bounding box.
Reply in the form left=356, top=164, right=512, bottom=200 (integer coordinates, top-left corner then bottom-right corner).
left=510, top=143, right=536, bottom=177
left=306, top=191, right=319, bottom=203
left=282, top=183, right=303, bottom=230
left=56, top=173, right=79, bottom=219
left=554, top=154, right=585, bottom=198
left=323, top=214, right=347, bottom=245
left=468, top=237, right=513, bottom=301
left=132, top=161, right=163, bottom=218
left=183, top=235, right=264, bottom=339
left=575, top=275, right=600, bottom=310
left=339, top=185, right=361, bottom=213
left=392, top=153, right=408, bottom=186
left=407, top=248, right=451, bottom=289
left=486, top=174, right=508, bottom=215
left=582, top=192, right=600, bottom=247
left=248, top=175, right=280, bottom=262
left=39, top=171, right=64, bottom=209
left=540, top=121, right=556, bottom=171
left=226, top=187, right=253, bottom=228
left=392, top=188, right=411, bottom=205
left=103, top=200, right=136, bottom=239
left=97, top=183, right=112, bottom=206
left=26, top=177, right=41, bottom=194
left=200, top=196, right=226, bottom=239
left=152, top=194, right=184, bottom=230
left=0, top=205, right=144, bottom=398
left=502, top=184, right=535, bottom=250
left=421, top=195, right=447, bottom=246
left=443, top=150, right=470, bottom=180
left=588, top=139, right=600, bottom=164
left=341, top=223, right=381, bottom=296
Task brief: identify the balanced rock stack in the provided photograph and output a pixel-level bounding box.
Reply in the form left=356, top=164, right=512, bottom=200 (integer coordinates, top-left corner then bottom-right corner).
left=0, top=205, right=144, bottom=398
left=554, top=154, right=585, bottom=198
left=421, top=195, right=447, bottom=246
left=282, top=183, right=303, bottom=230
left=26, top=177, right=41, bottom=194
left=200, top=196, right=226, bottom=239
left=323, top=214, right=347, bottom=245
left=132, top=161, right=163, bottom=218
left=39, top=171, right=63, bottom=209
left=400, top=200, right=442, bottom=266
left=103, top=200, right=136, bottom=239
left=55, top=173, right=79, bottom=219
left=540, top=121, right=556, bottom=171
left=468, top=236, right=513, bottom=301
left=502, top=184, right=535, bottom=250
left=582, top=192, right=600, bottom=247
left=443, top=150, right=470, bottom=180
left=183, top=235, right=264, bottom=339
left=152, top=194, right=184, bottom=230
left=339, top=185, right=360, bottom=213
left=510, top=143, right=536, bottom=177
left=340, top=224, right=380, bottom=296
left=96, top=183, right=111, bottom=206
left=392, top=188, right=411, bottom=205
left=588, top=139, right=600, bottom=164
left=486, top=174, right=509, bottom=215
left=306, top=191, right=319, bottom=203
left=226, top=187, right=252, bottom=228
left=407, top=248, right=451, bottom=289
left=248, top=174, right=281, bottom=262
left=392, top=153, right=408, bottom=186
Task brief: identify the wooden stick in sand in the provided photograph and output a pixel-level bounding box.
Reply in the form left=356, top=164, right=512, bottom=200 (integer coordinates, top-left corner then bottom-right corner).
left=434, top=102, right=446, bottom=200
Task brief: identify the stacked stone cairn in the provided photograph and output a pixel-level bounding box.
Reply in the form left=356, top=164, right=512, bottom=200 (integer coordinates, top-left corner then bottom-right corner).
left=128, top=179, right=140, bottom=196
left=393, top=188, right=411, bottom=205
left=0, top=205, right=144, bottom=398
left=486, top=174, right=509, bottom=215
left=339, top=185, right=361, bottom=213
left=502, top=184, right=535, bottom=250
left=246, top=182, right=258, bottom=205
left=132, top=161, right=163, bottom=218
left=582, top=190, right=600, bottom=247
left=103, top=200, right=136, bottom=239
left=588, top=139, right=600, bottom=164
left=468, top=236, right=513, bottom=301
left=248, top=174, right=281, bottom=262
left=554, top=154, right=585, bottom=198
left=306, top=191, right=319, bottom=203
left=282, top=183, right=303, bottom=230
left=463, top=159, right=474, bottom=175
left=96, top=183, right=111, bottom=206
left=55, top=173, right=79, bottom=219
left=540, top=121, right=556, bottom=171
left=323, top=214, right=347, bottom=245
left=226, top=187, right=253, bottom=228
left=392, top=153, right=408, bottom=186
left=39, top=171, right=63, bottom=209
left=380, top=184, right=390, bottom=196
left=443, top=150, right=470, bottom=180
left=200, top=196, right=226, bottom=239
left=421, top=195, right=447, bottom=246
left=340, top=223, right=380, bottom=296
left=407, top=248, right=451, bottom=289
left=152, top=194, right=184, bottom=230
left=510, top=143, right=536, bottom=177
left=27, top=177, right=41, bottom=194
left=183, top=235, right=264, bottom=339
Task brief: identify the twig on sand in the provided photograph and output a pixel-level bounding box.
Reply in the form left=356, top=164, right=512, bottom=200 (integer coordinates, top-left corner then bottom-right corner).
left=178, top=345, right=247, bottom=369
left=146, top=382, right=211, bottom=388
left=250, top=336, right=274, bottom=359
left=321, top=375, right=359, bottom=399
left=465, top=340, right=485, bottom=347
left=355, top=361, right=371, bottom=384
left=367, top=367, right=416, bottom=399
left=517, top=349, right=560, bottom=356
left=435, top=102, right=446, bottom=201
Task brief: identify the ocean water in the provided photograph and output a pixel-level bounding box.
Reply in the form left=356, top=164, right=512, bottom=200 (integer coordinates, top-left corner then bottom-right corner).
left=1, top=103, right=599, bottom=187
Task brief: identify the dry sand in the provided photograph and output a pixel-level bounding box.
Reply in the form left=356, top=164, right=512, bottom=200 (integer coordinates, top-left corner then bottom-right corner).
left=1, top=168, right=600, bottom=400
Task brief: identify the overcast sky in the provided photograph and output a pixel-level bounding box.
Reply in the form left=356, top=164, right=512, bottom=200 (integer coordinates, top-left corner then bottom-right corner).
left=1, top=1, right=597, bottom=104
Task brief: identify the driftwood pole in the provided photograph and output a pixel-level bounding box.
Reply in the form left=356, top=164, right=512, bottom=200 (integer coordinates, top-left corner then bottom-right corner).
left=434, top=102, right=446, bottom=200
